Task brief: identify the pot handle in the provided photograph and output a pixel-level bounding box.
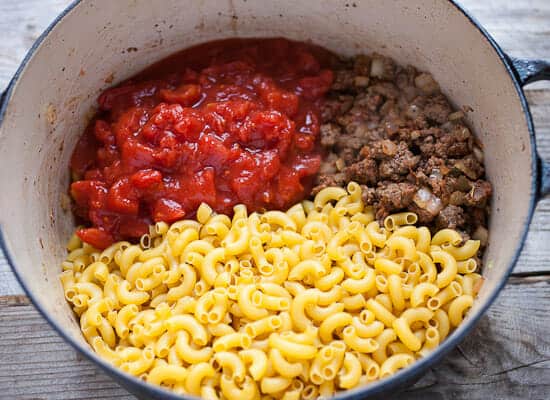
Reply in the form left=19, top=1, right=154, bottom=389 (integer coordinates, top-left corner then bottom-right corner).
left=506, top=56, right=550, bottom=200
left=0, top=88, right=7, bottom=109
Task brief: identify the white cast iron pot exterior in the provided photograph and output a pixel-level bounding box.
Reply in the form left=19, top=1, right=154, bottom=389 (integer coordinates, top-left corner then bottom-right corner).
left=0, top=0, right=538, bottom=398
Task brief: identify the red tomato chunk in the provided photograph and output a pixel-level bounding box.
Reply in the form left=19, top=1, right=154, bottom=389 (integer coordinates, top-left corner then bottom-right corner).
left=70, top=38, right=334, bottom=248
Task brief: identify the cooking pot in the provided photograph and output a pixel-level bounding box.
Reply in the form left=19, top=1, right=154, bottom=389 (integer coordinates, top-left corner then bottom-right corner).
left=0, top=0, right=548, bottom=398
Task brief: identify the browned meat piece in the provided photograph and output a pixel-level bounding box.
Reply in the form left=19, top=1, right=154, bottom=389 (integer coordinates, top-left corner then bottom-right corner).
left=378, top=142, right=420, bottom=180
left=436, top=205, right=466, bottom=230
left=344, top=158, right=378, bottom=185
left=370, top=54, right=396, bottom=80
left=336, top=134, right=364, bottom=152
left=312, top=173, right=347, bottom=195
left=336, top=113, right=365, bottom=135
left=449, top=191, right=467, bottom=206
left=353, top=54, right=371, bottom=76
left=320, top=123, right=341, bottom=148
left=315, top=52, right=491, bottom=250
left=375, top=182, right=417, bottom=212
left=451, top=155, right=484, bottom=180
left=434, top=132, right=470, bottom=158
left=353, top=92, right=384, bottom=113
left=331, top=69, right=356, bottom=91
left=467, top=207, right=488, bottom=228
left=360, top=185, right=377, bottom=205
left=337, top=124, right=384, bottom=154
left=337, top=147, right=357, bottom=164
left=423, top=94, right=452, bottom=124
left=395, top=66, right=417, bottom=90
left=360, top=139, right=398, bottom=160
left=465, top=180, right=492, bottom=207
left=380, top=100, right=399, bottom=119
left=321, top=95, right=355, bottom=121
left=352, top=124, right=384, bottom=143
left=370, top=82, right=400, bottom=100
left=409, top=203, right=438, bottom=224
left=414, top=72, right=440, bottom=95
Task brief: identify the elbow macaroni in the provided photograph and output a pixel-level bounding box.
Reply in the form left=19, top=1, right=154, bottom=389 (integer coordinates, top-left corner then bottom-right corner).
left=60, top=183, right=483, bottom=397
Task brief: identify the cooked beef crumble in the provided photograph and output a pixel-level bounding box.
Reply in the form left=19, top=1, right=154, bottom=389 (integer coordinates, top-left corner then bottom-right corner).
left=315, top=53, right=491, bottom=243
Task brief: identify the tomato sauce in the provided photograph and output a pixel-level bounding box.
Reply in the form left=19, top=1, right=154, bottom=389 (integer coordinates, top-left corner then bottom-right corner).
left=70, top=38, right=335, bottom=249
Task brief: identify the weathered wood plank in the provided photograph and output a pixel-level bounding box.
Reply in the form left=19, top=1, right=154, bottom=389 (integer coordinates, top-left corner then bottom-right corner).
left=0, top=277, right=548, bottom=399
left=0, top=297, right=133, bottom=399
left=0, top=0, right=69, bottom=89
left=0, top=256, right=23, bottom=295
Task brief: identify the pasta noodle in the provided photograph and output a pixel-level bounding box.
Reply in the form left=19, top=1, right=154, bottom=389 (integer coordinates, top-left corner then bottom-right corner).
left=60, top=183, right=483, bottom=398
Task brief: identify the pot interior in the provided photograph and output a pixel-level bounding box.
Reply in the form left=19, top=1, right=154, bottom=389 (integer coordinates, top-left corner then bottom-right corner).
left=0, top=0, right=534, bottom=390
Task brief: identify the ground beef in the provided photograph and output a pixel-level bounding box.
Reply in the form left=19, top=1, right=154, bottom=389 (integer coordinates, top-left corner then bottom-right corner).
left=370, top=82, right=400, bottom=100
left=423, top=94, right=452, bottom=124
left=465, top=180, right=492, bottom=207
left=436, top=205, right=466, bottom=230
left=331, top=70, right=356, bottom=91
left=378, top=143, right=420, bottom=180
left=375, top=182, right=417, bottom=211
left=344, top=158, right=378, bottom=185
left=320, top=123, right=341, bottom=147
left=315, top=52, right=492, bottom=243
left=312, top=173, right=347, bottom=195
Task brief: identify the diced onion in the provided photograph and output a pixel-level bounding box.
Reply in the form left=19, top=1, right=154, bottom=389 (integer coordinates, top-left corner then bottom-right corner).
left=406, top=104, right=421, bottom=119
left=370, top=58, right=384, bottom=78
left=426, top=196, right=443, bottom=215
left=354, top=76, right=370, bottom=87
left=367, top=121, right=379, bottom=129
left=429, top=169, right=442, bottom=180
left=473, top=146, right=484, bottom=163
left=381, top=140, right=397, bottom=156
left=413, top=187, right=443, bottom=215
left=413, top=187, right=431, bottom=208
left=472, top=226, right=489, bottom=247
left=448, top=111, right=465, bottom=121
left=414, top=73, right=439, bottom=94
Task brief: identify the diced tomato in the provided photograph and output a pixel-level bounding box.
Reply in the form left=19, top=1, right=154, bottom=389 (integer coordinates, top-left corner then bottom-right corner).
left=106, top=178, right=139, bottom=215
left=152, top=198, right=186, bottom=223
left=298, top=69, right=334, bottom=99
left=76, top=228, right=114, bottom=249
left=70, top=128, right=99, bottom=176
left=93, top=120, right=114, bottom=145
left=130, top=169, right=162, bottom=190
left=117, top=217, right=150, bottom=238
left=160, top=84, right=202, bottom=106
left=69, top=38, right=334, bottom=248
left=70, top=180, right=107, bottom=210
left=120, top=140, right=155, bottom=170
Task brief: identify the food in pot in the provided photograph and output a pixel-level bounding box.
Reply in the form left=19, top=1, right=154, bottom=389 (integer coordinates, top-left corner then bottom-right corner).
left=69, top=39, right=334, bottom=249
left=62, top=38, right=491, bottom=396
left=60, top=183, right=482, bottom=396
left=316, top=53, right=491, bottom=241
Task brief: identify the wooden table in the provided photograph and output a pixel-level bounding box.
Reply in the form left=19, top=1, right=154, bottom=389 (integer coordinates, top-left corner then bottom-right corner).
left=1, top=0, right=549, bottom=399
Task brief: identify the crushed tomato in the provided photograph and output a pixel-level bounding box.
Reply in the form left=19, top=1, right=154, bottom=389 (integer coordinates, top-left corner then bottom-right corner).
left=70, top=38, right=334, bottom=248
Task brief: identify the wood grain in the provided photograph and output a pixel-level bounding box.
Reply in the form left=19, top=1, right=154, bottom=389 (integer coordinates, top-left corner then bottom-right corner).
left=0, top=0, right=549, bottom=399
left=0, top=297, right=132, bottom=400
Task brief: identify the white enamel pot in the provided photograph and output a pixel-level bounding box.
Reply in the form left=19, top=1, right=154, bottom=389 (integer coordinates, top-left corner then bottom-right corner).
left=1, top=1, right=549, bottom=398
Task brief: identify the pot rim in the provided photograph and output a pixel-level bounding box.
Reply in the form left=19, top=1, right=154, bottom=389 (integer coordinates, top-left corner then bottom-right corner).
left=0, top=0, right=539, bottom=398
